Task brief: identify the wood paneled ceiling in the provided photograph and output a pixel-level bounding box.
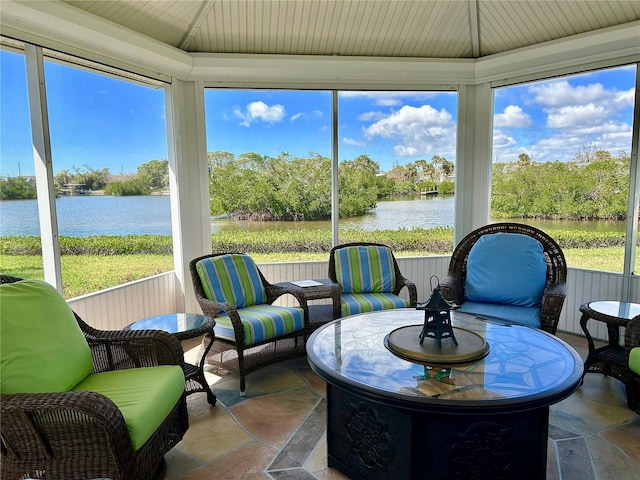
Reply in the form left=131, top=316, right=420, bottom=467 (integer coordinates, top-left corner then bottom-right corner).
left=62, top=0, right=640, bottom=59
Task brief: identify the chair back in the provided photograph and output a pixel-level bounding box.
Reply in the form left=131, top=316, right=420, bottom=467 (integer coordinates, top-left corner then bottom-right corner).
left=464, top=232, right=547, bottom=307
left=333, top=244, right=397, bottom=294
left=194, top=253, right=267, bottom=307
left=450, top=222, right=567, bottom=291
left=1, top=279, right=93, bottom=394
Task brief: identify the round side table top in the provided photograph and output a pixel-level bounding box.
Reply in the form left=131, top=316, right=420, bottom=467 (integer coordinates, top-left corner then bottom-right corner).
left=581, top=301, right=640, bottom=322
left=127, top=313, right=214, bottom=340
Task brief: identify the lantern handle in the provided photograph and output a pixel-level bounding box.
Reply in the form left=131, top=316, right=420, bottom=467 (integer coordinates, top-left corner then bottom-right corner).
left=430, top=275, right=440, bottom=292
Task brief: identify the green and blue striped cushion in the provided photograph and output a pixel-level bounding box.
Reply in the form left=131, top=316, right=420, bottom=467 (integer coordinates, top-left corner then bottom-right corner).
left=213, top=305, right=305, bottom=346
left=341, top=293, right=410, bottom=317
left=334, top=245, right=397, bottom=294
left=195, top=254, right=304, bottom=345
left=196, top=254, right=266, bottom=308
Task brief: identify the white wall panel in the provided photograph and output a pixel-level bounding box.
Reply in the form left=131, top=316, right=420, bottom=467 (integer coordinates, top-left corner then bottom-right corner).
left=66, top=263, right=634, bottom=341
left=68, top=272, right=176, bottom=330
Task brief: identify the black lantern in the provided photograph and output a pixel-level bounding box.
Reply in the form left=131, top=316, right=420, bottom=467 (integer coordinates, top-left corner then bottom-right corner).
left=416, top=275, right=459, bottom=348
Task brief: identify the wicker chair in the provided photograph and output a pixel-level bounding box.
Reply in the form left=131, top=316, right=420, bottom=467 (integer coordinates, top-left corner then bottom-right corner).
left=189, top=253, right=309, bottom=395
left=328, top=242, right=417, bottom=316
left=439, top=223, right=567, bottom=335
left=0, top=275, right=189, bottom=480
left=625, top=317, right=640, bottom=413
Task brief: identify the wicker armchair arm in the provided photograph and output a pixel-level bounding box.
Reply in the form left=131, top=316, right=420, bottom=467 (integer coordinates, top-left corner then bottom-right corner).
left=625, top=317, right=640, bottom=355
left=269, top=282, right=310, bottom=323
left=194, top=294, right=247, bottom=344
left=77, top=315, right=185, bottom=373
left=396, top=277, right=418, bottom=306
left=438, top=275, right=463, bottom=305
left=1, top=391, right=133, bottom=467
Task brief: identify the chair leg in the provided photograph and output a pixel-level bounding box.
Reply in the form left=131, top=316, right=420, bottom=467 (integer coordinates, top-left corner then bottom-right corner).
left=240, top=375, right=246, bottom=396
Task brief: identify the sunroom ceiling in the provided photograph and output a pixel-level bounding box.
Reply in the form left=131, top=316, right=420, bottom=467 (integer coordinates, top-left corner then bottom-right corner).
left=61, top=0, right=640, bottom=59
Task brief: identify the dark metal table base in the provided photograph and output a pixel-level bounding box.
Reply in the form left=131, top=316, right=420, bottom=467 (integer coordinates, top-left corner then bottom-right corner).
left=327, top=384, right=549, bottom=480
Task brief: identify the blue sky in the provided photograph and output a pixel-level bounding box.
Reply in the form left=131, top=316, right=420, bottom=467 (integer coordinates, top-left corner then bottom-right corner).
left=1, top=48, right=635, bottom=177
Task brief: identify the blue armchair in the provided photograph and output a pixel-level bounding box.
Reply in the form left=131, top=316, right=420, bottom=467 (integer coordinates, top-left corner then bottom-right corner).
left=439, top=223, right=567, bottom=334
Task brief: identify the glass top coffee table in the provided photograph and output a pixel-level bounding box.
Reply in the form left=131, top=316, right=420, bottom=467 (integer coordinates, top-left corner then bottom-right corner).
left=307, top=309, right=582, bottom=480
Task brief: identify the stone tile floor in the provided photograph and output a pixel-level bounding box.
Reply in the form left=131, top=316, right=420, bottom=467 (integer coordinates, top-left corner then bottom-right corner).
left=166, top=332, right=639, bottom=480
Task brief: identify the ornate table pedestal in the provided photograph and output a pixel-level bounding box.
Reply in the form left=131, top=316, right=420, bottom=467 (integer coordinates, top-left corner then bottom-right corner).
left=307, top=309, right=582, bottom=480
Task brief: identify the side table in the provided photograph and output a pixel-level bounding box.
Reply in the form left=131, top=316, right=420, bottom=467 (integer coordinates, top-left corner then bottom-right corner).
left=278, top=278, right=341, bottom=335
left=579, top=301, right=640, bottom=388
left=125, top=313, right=217, bottom=405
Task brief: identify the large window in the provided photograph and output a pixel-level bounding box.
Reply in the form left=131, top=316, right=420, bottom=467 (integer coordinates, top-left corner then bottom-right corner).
left=492, top=65, right=638, bottom=273
left=204, top=89, right=332, bottom=260
left=0, top=39, right=172, bottom=297
left=0, top=46, right=43, bottom=278
left=337, top=91, right=457, bottom=255
left=204, top=89, right=458, bottom=260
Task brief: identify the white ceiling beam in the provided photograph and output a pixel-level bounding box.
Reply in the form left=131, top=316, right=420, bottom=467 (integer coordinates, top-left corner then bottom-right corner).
left=1, top=1, right=638, bottom=88
left=190, top=53, right=474, bottom=89
left=0, top=0, right=193, bottom=79
left=476, top=21, right=640, bottom=86
left=178, top=0, right=216, bottom=51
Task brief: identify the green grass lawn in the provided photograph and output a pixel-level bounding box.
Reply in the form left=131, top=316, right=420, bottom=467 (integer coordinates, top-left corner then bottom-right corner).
left=1, top=246, right=633, bottom=298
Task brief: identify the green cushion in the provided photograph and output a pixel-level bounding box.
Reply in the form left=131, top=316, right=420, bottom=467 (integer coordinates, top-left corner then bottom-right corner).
left=72, top=365, right=185, bottom=451
left=196, top=254, right=267, bottom=307
left=334, top=245, right=397, bottom=294
left=1, top=279, right=93, bottom=394
left=630, top=347, right=640, bottom=375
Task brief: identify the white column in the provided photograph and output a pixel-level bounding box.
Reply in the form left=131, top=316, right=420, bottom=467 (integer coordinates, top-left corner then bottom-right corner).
left=454, top=83, right=494, bottom=246
left=165, top=79, right=210, bottom=313
left=25, top=44, right=63, bottom=291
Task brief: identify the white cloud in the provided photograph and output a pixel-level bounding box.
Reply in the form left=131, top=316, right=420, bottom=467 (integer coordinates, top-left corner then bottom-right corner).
left=290, top=112, right=305, bottom=121
left=343, top=137, right=365, bottom=147
left=358, top=111, right=387, bottom=121
left=494, top=105, right=532, bottom=128
left=233, top=101, right=285, bottom=127
left=529, top=81, right=607, bottom=107
left=492, top=130, right=518, bottom=150
left=362, top=104, right=455, bottom=157
left=546, top=103, right=607, bottom=128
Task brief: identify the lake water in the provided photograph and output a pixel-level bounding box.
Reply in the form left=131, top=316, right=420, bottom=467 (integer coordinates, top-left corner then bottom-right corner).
left=0, top=195, right=626, bottom=237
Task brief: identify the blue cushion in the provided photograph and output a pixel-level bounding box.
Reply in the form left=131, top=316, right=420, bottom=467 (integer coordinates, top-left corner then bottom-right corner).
left=213, top=305, right=305, bottom=346
left=334, top=245, right=397, bottom=294
left=341, top=293, right=410, bottom=317
left=464, top=233, right=547, bottom=308
left=195, top=254, right=266, bottom=308
left=458, top=301, right=541, bottom=328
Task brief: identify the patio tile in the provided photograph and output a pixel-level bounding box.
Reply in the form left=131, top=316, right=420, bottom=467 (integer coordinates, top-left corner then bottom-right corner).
left=169, top=332, right=639, bottom=480
left=587, top=435, right=640, bottom=480
left=229, top=387, right=321, bottom=448
left=556, top=437, right=595, bottom=480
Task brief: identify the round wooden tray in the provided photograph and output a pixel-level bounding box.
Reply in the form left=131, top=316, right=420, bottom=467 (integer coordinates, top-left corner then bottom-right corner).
left=384, top=325, right=490, bottom=364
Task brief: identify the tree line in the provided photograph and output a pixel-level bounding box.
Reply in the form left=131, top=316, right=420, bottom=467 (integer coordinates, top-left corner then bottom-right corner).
left=207, top=151, right=455, bottom=220
left=0, top=160, right=170, bottom=200
left=1, top=150, right=632, bottom=221
left=492, top=153, right=630, bottom=220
